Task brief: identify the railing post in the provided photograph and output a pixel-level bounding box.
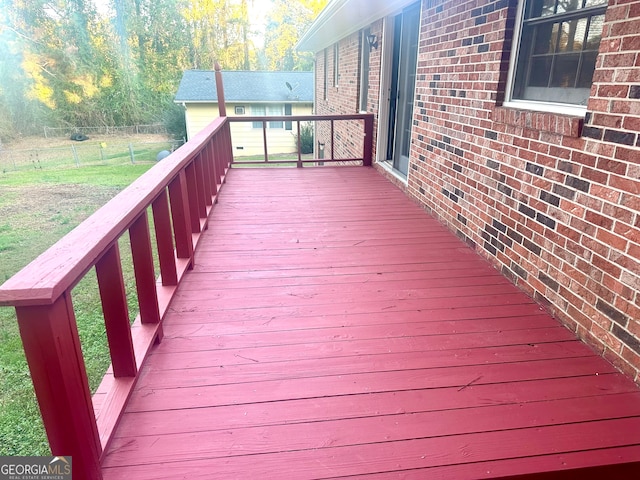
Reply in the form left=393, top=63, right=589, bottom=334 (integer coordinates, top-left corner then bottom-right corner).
left=15, top=296, right=102, bottom=479
left=363, top=114, right=374, bottom=166
left=214, top=62, right=227, bottom=117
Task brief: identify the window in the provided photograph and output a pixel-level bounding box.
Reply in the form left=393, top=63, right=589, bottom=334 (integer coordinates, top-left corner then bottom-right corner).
left=359, top=28, right=371, bottom=112
left=509, top=0, right=607, bottom=108
left=323, top=48, right=328, bottom=100
left=285, top=104, right=292, bottom=131
left=268, top=105, right=283, bottom=129
left=251, top=105, right=283, bottom=129
left=252, top=105, right=265, bottom=128
left=235, top=106, right=245, bottom=115
left=334, top=43, right=340, bottom=86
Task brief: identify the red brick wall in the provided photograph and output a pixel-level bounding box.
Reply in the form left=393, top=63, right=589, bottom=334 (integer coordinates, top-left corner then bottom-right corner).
left=408, top=0, right=640, bottom=382
left=316, top=21, right=384, bottom=162
left=313, top=0, right=640, bottom=383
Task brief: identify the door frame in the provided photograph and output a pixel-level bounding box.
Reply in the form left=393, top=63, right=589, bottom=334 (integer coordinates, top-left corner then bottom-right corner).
left=376, top=1, right=421, bottom=181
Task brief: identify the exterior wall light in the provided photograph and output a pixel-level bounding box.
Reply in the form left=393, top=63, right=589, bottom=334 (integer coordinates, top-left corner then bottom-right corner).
left=367, top=34, right=378, bottom=50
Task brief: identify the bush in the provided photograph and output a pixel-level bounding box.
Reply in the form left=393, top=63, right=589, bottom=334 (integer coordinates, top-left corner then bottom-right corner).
left=163, top=103, right=187, bottom=141
left=296, top=122, right=314, bottom=155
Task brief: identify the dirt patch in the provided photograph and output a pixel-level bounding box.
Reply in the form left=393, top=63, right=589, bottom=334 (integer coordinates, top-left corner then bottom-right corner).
left=0, top=183, right=122, bottom=278
left=0, top=183, right=119, bottom=220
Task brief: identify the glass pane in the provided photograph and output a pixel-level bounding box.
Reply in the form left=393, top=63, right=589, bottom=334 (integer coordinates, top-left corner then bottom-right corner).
left=558, top=18, right=588, bottom=52
left=585, top=14, right=604, bottom=50
left=577, top=51, right=598, bottom=87
left=533, top=23, right=559, bottom=54
left=584, top=0, right=608, bottom=7
left=529, top=57, right=553, bottom=87
left=556, top=0, right=583, bottom=15
left=551, top=53, right=580, bottom=87
left=529, top=0, right=557, bottom=18
left=252, top=105, right=265, bottom=129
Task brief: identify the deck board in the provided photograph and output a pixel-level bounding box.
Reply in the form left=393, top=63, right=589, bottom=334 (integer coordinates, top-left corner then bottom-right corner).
left=101, top=167, right=640, bottom=479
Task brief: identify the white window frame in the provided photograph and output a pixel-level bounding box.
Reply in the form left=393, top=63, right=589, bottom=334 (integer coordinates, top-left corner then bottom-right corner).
left=334, top=43, right=340, bottom=87
left=251, top=104, right=284, bottom=129
left=503, top=0, right=607, bottom=117
left=359, top=28, right=371, bottom=113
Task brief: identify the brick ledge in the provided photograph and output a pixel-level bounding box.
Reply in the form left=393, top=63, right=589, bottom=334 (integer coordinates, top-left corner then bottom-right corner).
left=492, top=106, right=584, bottom=138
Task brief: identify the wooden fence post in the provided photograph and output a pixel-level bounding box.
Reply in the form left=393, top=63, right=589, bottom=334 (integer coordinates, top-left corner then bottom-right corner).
left=128, top=143, right=136, bottom=164
left=71, top=146, right=80, bottom=167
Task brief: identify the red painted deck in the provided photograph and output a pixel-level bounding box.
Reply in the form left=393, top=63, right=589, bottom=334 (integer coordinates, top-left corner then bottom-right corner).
left=101, top=167, right=640, bottom=479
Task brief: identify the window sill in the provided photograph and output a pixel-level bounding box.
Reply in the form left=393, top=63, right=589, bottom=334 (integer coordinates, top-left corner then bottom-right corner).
left=493, top=104, right=585, bottom=138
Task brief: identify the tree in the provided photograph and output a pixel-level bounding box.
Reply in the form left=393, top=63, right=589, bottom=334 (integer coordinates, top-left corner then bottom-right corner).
left=264, top=0, right=328, bottom=71
left=181, top=0, right=257, bottom=70
left=0, top=0, right=329, bottom=140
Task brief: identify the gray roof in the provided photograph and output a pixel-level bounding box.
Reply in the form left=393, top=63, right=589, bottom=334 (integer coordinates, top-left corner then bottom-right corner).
left=175, top=70, right=314, bottom=103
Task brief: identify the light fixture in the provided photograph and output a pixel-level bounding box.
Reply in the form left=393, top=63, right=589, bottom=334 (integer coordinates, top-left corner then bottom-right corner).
left=366, top=33, right=378, bottom=50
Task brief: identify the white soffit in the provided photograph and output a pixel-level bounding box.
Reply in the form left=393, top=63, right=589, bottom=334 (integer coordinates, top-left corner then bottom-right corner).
left=297, top=0, right=420, bottom=52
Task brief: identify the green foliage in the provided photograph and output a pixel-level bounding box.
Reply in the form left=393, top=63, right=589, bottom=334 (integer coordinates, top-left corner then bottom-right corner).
left=296, top=121, right=314, bottom=154
left=0, top=162, right=155, bottom=455
left=264, top=0, right=328, bottom=71
left=0, top=0, right=329, bottom=135
left=163, top=102, right=187, bottom=140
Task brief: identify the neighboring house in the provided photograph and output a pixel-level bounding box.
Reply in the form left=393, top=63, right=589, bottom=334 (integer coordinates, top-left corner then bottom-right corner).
left=174, top=70, right=314, bottom=156
left=299, top=0, right=640, bottom=382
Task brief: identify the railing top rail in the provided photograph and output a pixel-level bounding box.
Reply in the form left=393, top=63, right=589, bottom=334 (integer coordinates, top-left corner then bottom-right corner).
left=228, top=113, right=373, bottom=122
left=0, top=117, right=227, bottom=307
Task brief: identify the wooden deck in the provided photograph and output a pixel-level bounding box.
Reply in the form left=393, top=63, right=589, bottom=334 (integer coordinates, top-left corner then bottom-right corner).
left=101, top=167, right=640, bottom=479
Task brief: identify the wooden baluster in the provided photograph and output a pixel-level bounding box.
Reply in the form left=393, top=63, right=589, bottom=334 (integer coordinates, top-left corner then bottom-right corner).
left=331, top=119, right=335, bottom=161
left=184, top=161, right=201, bottom=233
left=129, top=211, right=161, bottom=330
left=212, top=136, right=222, bottom=186
left=297, top=121, right=303, bottom=168
left=152, top=189, right=178, bottom=286
left=363, top=114, right=374, bottom=166
left=168, top=171, right=194, bottom=262
left=201, top=145, right=214, bottom=205
left=194, top=154, right=208, bottom=217
left=95, top=244, right=137, bottom=378
left=262, top=121, right=268, bottom=163
left=207, top=141, right=218, bottom=198
left=16, top=296, right=102, bottom=479
left=225, top=120, right=233, bottom=169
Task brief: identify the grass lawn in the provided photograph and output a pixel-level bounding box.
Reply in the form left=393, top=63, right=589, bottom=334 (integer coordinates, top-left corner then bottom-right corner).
left=0, top=163, right=156, bottom=455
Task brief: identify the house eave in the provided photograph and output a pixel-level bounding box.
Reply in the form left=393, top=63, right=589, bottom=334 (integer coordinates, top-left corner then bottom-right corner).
left=297, top=0, right=420, bottom=52
left=175, top=100, right=313, bottom=105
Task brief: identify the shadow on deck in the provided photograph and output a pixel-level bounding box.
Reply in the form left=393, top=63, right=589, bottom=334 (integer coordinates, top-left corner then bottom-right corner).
left=101, top=167, right=640, bottom=479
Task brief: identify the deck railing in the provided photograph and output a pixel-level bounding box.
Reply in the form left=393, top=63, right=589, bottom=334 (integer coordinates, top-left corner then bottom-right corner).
left=0, top=116, right=233, bottom=478
left=0, top=66, right=374, bottom=479
left=228, top=114, right=374, bottom=167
